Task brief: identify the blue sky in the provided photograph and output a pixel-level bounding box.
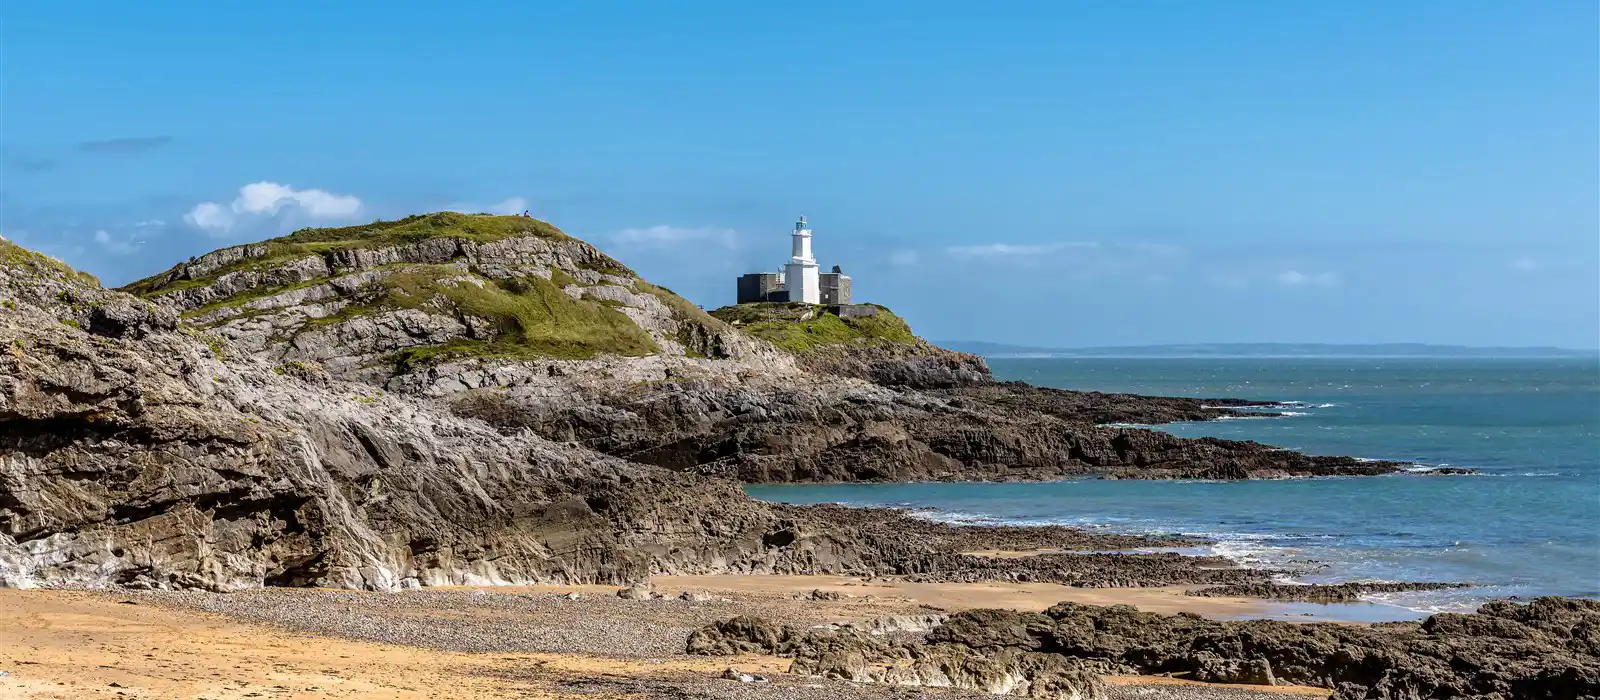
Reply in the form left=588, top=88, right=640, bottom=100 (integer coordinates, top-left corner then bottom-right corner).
left=3, top=1, right=1596, bottom=348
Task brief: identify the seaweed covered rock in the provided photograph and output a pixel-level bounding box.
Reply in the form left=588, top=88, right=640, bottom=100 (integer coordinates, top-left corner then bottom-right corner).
left=927, top=599, right=1600, bottom=699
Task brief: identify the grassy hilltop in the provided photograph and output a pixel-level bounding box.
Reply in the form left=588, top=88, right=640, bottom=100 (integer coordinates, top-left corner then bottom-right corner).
left=118, top=213, right=686, bottom=369
left=122, top=212, right=583, bottom=297
left=709, top=302, right=918, bottom=353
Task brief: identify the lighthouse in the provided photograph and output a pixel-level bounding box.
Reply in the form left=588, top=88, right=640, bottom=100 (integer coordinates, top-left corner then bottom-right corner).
left=734, top=215, right=852, bottom=305
left=784, top=215, right=820, bottom=304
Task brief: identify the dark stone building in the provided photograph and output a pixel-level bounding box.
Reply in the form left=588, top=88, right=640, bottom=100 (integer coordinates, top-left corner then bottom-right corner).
left=736, top=272, right=788, bottom=303
left=820, top=265, right=852, bottom=305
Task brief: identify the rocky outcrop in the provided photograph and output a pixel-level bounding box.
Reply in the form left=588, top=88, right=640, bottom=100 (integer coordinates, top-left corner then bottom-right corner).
left=789, top=630, right=1109, bottom=700
left=798, top=340, right=994, bottom=390
left=688, top=617, right=1109, bottom=700
left=441, top=364, right=1408, bottom=482
left=1187, top=582, right=1472, bottom=603
left=0, top=270, right=793, bottom=589
left=694, top=598, right=1600, bottom=699
left=927, top=599, right=1600, bottom=699
left=687, top=615, right=799, bottom=656
left=116, top=215, right=1444, bottom=484
left=15, top=236, right=1335, bottom=591
left=15, top=243, right=1195, bottom=591
left=127, top=214, right=793, bottom=384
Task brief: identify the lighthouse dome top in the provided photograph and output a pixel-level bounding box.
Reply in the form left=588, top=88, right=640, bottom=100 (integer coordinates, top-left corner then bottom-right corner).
left=796, top=215, right=807, bottom=230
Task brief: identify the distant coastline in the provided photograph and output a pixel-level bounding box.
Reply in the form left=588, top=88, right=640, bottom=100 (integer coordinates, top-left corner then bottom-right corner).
left=938, top=341, right=1600, bottom=359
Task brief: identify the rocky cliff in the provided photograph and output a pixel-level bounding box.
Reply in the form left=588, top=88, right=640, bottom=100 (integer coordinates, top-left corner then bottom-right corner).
left=14, top=235, right=1229, bottom=591
left=119, top=214, right=1422, bottom=483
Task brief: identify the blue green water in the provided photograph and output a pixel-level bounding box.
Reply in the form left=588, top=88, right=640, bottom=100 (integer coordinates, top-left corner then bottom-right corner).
left=748, top=358, right=1600, bottom=617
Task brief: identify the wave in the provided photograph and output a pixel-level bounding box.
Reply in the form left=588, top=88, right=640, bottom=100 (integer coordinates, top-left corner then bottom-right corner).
left=1213, top=411, right=1308, bottom=421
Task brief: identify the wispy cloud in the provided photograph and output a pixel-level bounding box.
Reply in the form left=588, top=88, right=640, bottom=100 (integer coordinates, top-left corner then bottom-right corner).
left=445, top=196, right=528, bottom=216
left=78, top=136, right=174, bottom=154
left=92, top=229, right=140, bottom=255
left=1275, top=270, right=1340, bottom=287
left=185, top=181, right=363, bottom=236
left=945, top=242, right=1097, bottom=259
left=1510, top=257, right=1540, bottom=273
left=611, top=225, right=738, bottom=249
left=1, top=148, right=58, bottom=173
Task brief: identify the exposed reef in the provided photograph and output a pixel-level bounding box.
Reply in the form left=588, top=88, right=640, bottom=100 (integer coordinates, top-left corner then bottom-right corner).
left=1187, top=582, right=1474, bottom=603
left=690, top=598, right=1600, bottom=699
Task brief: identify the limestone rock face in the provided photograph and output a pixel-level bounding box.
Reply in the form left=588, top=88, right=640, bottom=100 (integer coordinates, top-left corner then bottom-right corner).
left=120, top=216, right=1423, bottom=484
left=686, top=618, right=1109, bottom=700
left=131, top=220, right=794, bottom=385
left=0, top=247, right=844, bottom=591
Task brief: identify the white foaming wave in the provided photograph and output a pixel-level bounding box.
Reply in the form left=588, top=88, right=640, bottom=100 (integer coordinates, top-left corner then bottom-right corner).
left=913, top=510, right=1005, bottom=526
left=1360, top=586, right=1505, bottom=615
left=1204, top=538, right=1292, bottom=568
left=1212, top=411, right=1309, bottom=421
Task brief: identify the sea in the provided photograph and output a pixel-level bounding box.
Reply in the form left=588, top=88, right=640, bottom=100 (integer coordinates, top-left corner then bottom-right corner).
left=747, top=357, right=1600, bottom=620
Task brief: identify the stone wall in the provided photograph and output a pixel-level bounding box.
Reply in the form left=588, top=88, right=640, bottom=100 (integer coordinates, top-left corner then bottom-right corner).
left=820, top=272, right=852, bottom=305
left=736, top=273, right=784, bottom=304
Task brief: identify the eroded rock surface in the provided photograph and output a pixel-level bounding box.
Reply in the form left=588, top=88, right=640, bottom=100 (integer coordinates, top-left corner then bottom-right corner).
left=10, top=239, right=1196, bottom=591
left=693, top=598, right=1600, bottom=699
left=1187, top=582, right=1473, bottom=603
left=122, top=216, right=1428, bottom=483
left=928, top=600, right=1600, bottom=699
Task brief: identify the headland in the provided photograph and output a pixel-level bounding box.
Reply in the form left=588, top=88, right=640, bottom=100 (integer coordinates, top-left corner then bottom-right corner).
left=2, top=215, right=1588, bottom=699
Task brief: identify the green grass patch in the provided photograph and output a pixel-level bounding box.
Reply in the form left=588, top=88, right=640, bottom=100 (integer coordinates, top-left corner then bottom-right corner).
left=637, top=281, right=735, bottom=357
left=709, top=302, right=917, bottom=353
left=550, top=268, right=579, bottom=288
left=122, top=212, right=575, bottom=298
left=320, top=265, right=659, bottom=369
left=1, top=239, right=100, bottom=287
left=281, top=212, right=567, bottom=247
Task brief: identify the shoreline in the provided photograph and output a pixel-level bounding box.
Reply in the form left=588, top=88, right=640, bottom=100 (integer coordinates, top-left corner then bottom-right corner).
left=753, top=487, right=1507, bottom=620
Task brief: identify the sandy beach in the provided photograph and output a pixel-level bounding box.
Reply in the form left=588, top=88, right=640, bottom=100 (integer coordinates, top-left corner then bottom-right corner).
left=0, top=577, right=1330, bottom=700
left=650, top=574, right=1272, bottom=617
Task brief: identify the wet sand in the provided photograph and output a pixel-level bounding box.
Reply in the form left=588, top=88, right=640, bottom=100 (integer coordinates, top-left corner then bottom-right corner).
left=651, top=574, right=1271, bottom=617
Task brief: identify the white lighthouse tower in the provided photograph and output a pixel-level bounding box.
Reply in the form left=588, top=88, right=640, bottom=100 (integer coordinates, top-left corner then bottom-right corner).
left=785, top=215, right=820, bottom=304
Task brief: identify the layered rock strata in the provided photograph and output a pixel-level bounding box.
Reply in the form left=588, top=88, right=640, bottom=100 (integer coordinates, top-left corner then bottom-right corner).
left=691, top=598, right=1600, bottom=700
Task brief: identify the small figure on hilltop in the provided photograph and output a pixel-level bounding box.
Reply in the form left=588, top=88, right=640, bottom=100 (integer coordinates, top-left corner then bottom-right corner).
left=521, top=209, right=531, bottom=218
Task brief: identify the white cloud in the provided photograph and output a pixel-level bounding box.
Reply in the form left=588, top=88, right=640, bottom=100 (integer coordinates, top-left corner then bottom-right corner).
left=1510, top=257, right=1540, bottom=273
left=945, top=242, right=1096, bottom=259
left=445, top=197, right=528, bottom=216
left=1275, top=270, right=1340, bottom=286
left=185, top=202, right=233, bottom=231
left=92, top=229, right=139, bottom=255
left=132, top=219, right=164, bottom=227
left=185, top=181, right=362, bottom=236
left=889, top=250, right=921, bottom=267
left=611, top=225, right=738, bottom=249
